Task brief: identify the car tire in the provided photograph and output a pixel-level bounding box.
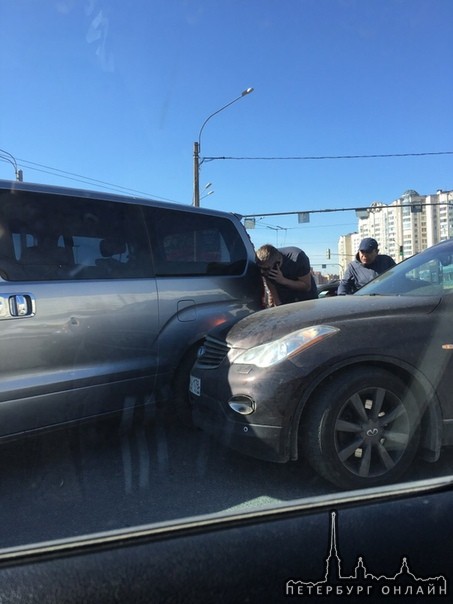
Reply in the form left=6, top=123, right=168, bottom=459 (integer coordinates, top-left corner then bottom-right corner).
left=302, top=367, right=421, bottom=490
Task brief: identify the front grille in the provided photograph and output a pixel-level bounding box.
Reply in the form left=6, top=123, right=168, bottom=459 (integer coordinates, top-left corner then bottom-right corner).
left=196, top=335, right=230, bottom=369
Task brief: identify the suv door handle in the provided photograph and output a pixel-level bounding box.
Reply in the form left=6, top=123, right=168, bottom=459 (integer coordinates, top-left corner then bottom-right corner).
left=0, top=294, right=36, bottom=318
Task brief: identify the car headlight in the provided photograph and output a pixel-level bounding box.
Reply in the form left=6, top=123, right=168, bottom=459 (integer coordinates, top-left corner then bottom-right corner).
left=233, top=325, right=339, bottom=368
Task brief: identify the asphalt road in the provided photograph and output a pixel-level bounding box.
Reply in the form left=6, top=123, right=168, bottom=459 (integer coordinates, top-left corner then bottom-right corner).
left=0, top=406, right=451, bottom=550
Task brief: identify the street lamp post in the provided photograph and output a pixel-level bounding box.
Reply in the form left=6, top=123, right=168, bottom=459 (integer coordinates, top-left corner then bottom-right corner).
left=192, top=87, right=254, bottom=207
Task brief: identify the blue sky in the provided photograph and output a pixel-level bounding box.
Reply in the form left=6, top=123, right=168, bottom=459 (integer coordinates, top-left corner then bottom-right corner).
left=1, top=0, right=452, bottom=271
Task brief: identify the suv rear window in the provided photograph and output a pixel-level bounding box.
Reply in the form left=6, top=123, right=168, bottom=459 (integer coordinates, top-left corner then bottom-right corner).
left=146, top=207, right=247, bottom=276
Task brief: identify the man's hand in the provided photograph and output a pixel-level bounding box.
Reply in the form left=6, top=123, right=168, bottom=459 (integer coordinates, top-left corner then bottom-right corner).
left=267, top=264, right=285, bottom=284
left=268, top=266, right=311, bottom=292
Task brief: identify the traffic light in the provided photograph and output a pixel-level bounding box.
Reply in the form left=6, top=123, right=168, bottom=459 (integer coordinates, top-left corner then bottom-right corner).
left=326, top=248, right=331, bottom=259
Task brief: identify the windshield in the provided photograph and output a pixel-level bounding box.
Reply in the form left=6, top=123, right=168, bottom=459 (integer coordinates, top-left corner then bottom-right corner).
left=356, top=240, right=453, bottom=296
left=1, top=0, right=453, bottom=562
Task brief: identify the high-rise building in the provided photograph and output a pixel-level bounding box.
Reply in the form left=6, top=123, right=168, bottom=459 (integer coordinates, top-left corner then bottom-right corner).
left=337, top=189, right=453, bottom=275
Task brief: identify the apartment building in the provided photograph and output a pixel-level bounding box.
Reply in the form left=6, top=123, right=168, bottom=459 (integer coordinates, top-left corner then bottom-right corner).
left=338, top=189, right=453, bottom=275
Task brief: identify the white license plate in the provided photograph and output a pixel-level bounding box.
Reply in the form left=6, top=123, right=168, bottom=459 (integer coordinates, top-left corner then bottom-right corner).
left=189, top=375, right=201, bottom=397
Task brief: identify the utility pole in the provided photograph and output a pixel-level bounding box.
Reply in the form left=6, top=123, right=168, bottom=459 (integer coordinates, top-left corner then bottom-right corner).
left=193, top=142, right=200, bottom=207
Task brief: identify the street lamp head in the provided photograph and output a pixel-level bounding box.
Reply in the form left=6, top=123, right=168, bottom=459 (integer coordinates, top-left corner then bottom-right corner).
left=193, top=87, right=254, bottom=207
left=197, top=87, right=255, bottom=145
left=200, top=190, right=214, bottom=200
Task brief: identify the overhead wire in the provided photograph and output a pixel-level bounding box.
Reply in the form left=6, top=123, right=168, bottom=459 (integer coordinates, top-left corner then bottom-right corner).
left=203, top=151, right=453, bottom=161
left=0, top=150, right=451, bottom=201
left=11, top=157, right=182, bottom=204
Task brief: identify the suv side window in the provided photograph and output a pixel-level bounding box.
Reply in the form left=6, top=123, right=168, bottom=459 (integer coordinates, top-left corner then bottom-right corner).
left=0, top=190, right=153, bottom=281
left=146, top=207, right=248, bottom=276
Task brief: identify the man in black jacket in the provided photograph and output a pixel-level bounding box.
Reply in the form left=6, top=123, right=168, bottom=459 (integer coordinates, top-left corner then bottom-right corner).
left=256, top=244, right=318, bottom=306
left=337, top=237, right=396, bottom=295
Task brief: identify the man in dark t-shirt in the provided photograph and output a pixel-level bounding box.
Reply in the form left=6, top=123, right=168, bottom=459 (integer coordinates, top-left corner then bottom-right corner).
left=256, top=244, right=318, bottom=306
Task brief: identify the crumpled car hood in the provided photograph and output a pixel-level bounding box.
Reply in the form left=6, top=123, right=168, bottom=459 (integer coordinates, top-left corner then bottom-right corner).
left=211, top=295, right=441, bottom=349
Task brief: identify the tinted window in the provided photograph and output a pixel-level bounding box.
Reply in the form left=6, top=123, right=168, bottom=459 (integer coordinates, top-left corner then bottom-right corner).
left=146, top=207, right=247, bottom=276
left=0, top=190, right=153, bottom=280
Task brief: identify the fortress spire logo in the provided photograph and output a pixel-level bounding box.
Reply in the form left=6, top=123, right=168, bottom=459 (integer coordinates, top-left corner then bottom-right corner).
left=285, top=511, right=447, bottom=599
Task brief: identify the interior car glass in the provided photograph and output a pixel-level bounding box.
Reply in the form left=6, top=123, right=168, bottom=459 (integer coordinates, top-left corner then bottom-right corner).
left=0, top=1, right=452, bottom=598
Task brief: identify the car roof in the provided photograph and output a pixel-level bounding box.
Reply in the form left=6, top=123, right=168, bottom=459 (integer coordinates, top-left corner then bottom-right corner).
left=0, top=179, right=242, bottom=221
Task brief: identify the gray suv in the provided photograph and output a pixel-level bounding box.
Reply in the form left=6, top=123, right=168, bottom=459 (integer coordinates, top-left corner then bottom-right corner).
left=0, top=180, right=263, bottom=438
